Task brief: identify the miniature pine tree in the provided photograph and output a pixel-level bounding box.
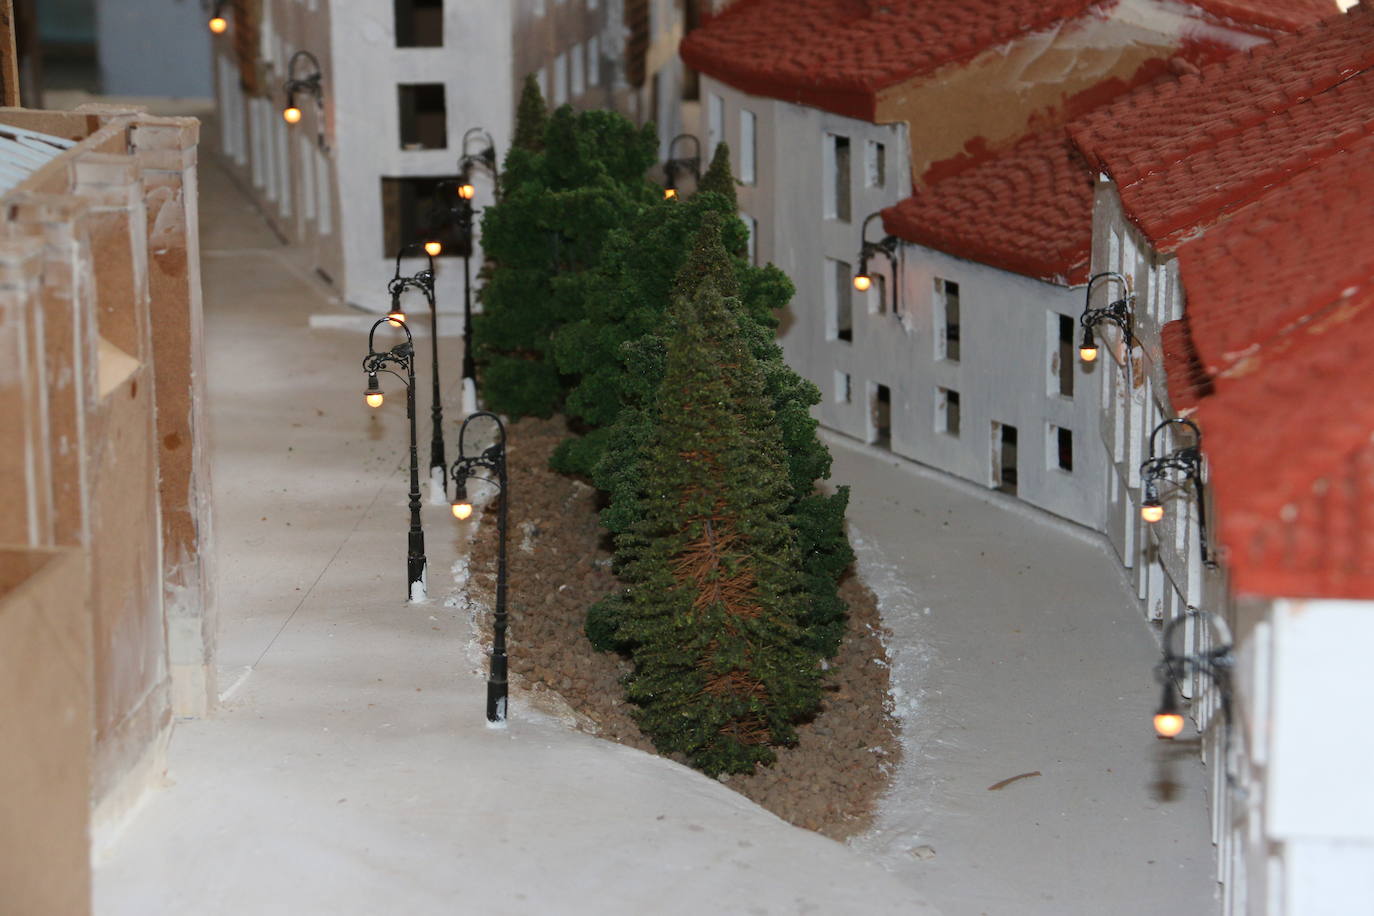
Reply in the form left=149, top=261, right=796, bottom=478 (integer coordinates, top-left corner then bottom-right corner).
left=511, top=74, right=547, bottom=153
left=611, top=271, right=822, bottom=776
left=474, top=106, right=659, bottom=418
left=579, top=214, right=853, bottom=658
left=695, top=141, right=737, bottom=207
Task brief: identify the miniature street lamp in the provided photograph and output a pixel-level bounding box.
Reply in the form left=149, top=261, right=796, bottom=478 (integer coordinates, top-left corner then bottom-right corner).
left=282, top=50, right=324, bottom=126
left=207, top=1, right=229, bottom=34
left=853, top=212, right=900, bottom=312
left=362, top=318, right=428, bottom=600
left=1077, top=271, right=1135, bottom=363
left=663, top=133, right=701, bottom=200
left=450, top=410, right=509, bottom=723
left=390, top=242, right=447, bottom=497
left=423, top=129, right=496, bottom=391
left=1152, top=607, right=1233, bottom=739
left=1140, top=417, right=1216, bottom=567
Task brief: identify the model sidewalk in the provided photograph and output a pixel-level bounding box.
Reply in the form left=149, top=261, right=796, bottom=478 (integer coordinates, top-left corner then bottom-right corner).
left=93, top=152, right=1216, bottom=916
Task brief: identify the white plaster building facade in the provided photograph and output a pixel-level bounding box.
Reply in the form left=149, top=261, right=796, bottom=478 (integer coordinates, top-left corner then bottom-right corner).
left=211, top=0, right=700, bottom=314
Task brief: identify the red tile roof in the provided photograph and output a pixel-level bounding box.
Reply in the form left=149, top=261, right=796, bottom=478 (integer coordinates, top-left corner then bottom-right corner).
left=880, top=129, right=1096, bottom=284
left=1197, top=282, right=1374, bottom=599
left=681, top=0, right=1104, bottom=122
left=1170, top=127, right=1374, bottom=398
left=1189, top=0, right=1340, bottom=32
left=1071, top=5, right=1374, bottom=196
left=683, top=0, right=1332, bottom=123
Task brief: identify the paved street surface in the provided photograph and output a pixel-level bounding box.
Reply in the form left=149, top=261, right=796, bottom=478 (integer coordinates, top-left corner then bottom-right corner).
left=834, top=435, right=1217, bottom=915
left=93, top=140, right=1216, bottom=915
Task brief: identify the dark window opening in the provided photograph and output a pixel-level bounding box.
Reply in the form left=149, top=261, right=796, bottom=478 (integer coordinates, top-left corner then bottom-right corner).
left=940, top=388, right=960, bottom=437
left=873, top=384, right=891, bottom=449
left=942, top=279, right=961, bottom=361
left=867, top=141, right=886, bottom=188
left=1057, top=427, right=1074, bottom=472
left=832, top=135, right=851, bottom=222
left=395, top=0, right=443, bottom=47
left=1057, top=313, right=1075, bottom=397
left=836, top=259, right=853, bottom=342
left=399, top=83, right=447, bottom=149
left=380, top=176, right=467, bottom=258
left=995, top=422, right=1018, bottom=495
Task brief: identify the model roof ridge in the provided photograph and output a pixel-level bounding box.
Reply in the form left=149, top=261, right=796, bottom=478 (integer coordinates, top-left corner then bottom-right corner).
left=680, top=0, right=1108, bottom=121
left=1124, top=67, right=1374, bottom=250
left=880, top=127, right=1096, bottom=284
left=1071, top=5, right=1374, bottom=181
left=1173, top=125, right=1374, bottom=379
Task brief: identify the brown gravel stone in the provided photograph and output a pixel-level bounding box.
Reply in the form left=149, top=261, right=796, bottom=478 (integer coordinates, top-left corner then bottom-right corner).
left=463, top=415, right=902, bottom=841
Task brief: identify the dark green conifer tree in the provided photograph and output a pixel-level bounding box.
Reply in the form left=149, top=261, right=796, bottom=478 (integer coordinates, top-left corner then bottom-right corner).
left=611, top=270, right=822, bottom=776
left=695, top=141, right=737, bottom=204
left=474, top=104, right=658, bottom=417
left=511, top=74, right=547, bottom=153
left=580, top=213, right=853, bottom=658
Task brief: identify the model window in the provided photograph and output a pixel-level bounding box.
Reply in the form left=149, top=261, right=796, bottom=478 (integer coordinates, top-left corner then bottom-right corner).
left=398, top=84, right=447, bottom=150
left=740, top=110, right=756, bottom=185
left=936, top=278, right=960, bottom=362
left=395, top=0, right=442, bottom=47
left=866, top=140, right=885, bottom=188
left=938, top=388, right=960, bottom=437
left=835, top=371, right=851, bottom=404
left=1050, top=425, right=1073, bottom=472
left=826, top=134, right=851, bottom=222
left=570, top=43, right=585, bottom=97
left=994, top=422, right=1018, bottom=495
left=588, top=37, right=601, bottom=87
left=1056, top=313, right=1075, bottom=397
left=380, top=176, right=464, bottom=257
left=708, top=94, right=724, bottom=156
left=828, top=258, right=853, bottom=343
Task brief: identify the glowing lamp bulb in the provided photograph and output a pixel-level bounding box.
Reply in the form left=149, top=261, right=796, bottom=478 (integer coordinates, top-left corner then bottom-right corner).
left=208, top=15, right=228, bottom=33
left=365, top=392, right=385, bottom=408
left=386, top=310, right=406, bottom=327
left=853, top=274, right=872, bottom=292
left=424, top=240, right=442, bottom=257
left=1153, top=712, right=1186, bottom=738
left=458, top=183, right=476, bottom=200
left=1141, top=502, right=1165, bottom=524
left=1079, top=344, right=1099, bottom=363
left=663, top=187, right=678, bottom=200
left=452, top=502, right=474, bottom=520
left=282, top=106, right=302, bottom=125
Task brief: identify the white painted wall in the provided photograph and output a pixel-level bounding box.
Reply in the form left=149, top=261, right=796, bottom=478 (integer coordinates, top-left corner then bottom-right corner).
left=330, top=0, right=514, bottom=314
left=706, top=76, right=1104, bottom=527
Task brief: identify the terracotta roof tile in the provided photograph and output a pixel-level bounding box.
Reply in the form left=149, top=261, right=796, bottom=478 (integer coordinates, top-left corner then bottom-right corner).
left=880, top=129, right=1095, bottom=283
left=1118, top=66, right=1374, bottom=247
left=1198, top=283, right=1374, bottom=598
left=684, top=1, right=1335, bottom=122
left=1071, top=6, right=1374, bottom=183
left=681, top=0, right=1106, bottom=121
left=1174, top=129, right=1374, bottom=380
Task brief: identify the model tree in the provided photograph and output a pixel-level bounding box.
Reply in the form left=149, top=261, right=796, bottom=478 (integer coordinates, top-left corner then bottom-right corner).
left=566, top=202, right=853, bottom=659
left=607, top=249, right=822, bottom=775
left=473, top=92, right=658, bottom=418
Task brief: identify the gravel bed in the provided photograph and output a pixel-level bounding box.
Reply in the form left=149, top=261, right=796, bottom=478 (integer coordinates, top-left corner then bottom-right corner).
left=462, top=415, right=901, bottom=841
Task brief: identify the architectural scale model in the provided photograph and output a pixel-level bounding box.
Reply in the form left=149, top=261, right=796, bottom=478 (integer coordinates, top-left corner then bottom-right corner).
left=3, top=1, right=1372, bottom=913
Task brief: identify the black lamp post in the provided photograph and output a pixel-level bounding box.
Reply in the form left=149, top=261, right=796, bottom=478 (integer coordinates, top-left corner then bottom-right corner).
left=663, top=133, right=701, bottom=199
left=281, top=50, right=323, bottom=127
left=363, top=317, right=427, bottom=600
left=1077, top=271, right=1135, bottom=364
left=450, top=410, right=509, bottom=723
left=1152, top=607, right=1233, bottom=739
left=423, top=129, right=497, bottom=390
left=1140, top=417, right=1217, bottom=568
left=390, top=242, right=446, bottom=495
left=852, top=211, right=901, bottom=313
